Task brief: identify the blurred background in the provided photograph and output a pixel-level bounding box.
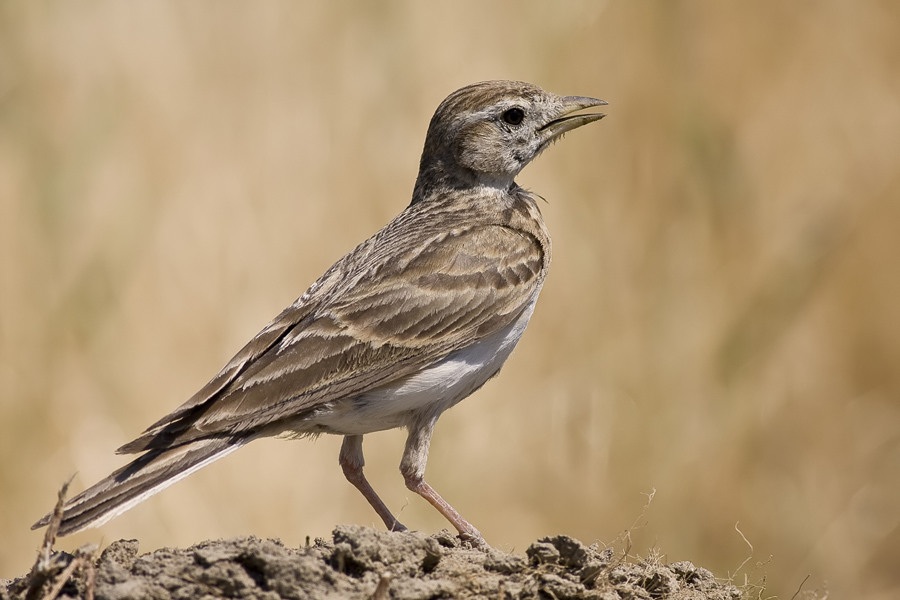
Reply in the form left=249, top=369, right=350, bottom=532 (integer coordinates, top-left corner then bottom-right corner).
left=2, top=1, right=899, bottom=598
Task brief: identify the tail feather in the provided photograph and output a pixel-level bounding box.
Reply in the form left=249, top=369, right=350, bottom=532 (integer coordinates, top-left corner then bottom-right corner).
left=32, top=436, right=249, bottom=536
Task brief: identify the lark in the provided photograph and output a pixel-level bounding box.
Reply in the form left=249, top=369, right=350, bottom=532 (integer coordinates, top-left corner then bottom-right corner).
left=34, top=80, right=605, bottom=545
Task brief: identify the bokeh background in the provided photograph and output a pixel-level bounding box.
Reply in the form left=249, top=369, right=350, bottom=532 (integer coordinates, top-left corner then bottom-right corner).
left=2, top=1, right=899, bottom=598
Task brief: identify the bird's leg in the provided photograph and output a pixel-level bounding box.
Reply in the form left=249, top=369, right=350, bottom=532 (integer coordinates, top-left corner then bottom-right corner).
left=401, top=420, right=487, bottom=547
left=339, top=435, right=408, bottom=532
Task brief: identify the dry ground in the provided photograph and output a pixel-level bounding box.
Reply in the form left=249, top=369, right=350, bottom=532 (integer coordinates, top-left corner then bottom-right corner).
left=5, top=527, right=746, bottom=600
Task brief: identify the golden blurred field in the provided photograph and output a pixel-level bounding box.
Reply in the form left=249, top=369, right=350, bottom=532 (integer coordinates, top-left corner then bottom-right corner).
left=2, top=2, right=899, bottom=597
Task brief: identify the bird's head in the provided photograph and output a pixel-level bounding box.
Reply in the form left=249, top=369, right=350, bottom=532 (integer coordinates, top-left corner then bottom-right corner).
left=413, top=80, right=606, bottom=201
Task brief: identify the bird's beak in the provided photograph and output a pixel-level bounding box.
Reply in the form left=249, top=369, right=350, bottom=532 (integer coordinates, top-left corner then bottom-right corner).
left=539, top=96, right=607, bottom=142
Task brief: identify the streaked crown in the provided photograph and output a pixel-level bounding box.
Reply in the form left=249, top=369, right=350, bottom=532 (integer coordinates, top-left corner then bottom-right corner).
left=412, top=80, right=606, bottom=201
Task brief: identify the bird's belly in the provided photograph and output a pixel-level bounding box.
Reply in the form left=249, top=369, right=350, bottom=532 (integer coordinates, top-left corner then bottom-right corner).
left=311, top=294, right=540, bottom=435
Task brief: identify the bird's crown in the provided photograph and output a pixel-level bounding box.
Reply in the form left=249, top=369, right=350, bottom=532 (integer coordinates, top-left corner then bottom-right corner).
left=412, top=80, right=605, bottom=201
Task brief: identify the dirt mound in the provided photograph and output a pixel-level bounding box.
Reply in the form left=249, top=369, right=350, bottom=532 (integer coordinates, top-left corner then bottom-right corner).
left=4, top=525, right=742, bottom=600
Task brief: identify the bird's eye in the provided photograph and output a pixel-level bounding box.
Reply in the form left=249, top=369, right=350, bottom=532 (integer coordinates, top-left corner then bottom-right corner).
left=501, top=107, right=525, bottom=126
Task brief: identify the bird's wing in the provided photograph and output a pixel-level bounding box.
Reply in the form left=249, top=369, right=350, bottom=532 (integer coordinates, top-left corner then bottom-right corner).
left=120, top=218, right=545, bottom=452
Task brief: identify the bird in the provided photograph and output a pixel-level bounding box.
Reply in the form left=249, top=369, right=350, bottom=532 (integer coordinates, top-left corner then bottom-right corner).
left=33, top=80, right=606, bottom=546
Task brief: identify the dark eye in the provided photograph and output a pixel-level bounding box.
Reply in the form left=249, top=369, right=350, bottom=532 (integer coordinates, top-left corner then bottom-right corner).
left=501, top=107, right=525, bottom=126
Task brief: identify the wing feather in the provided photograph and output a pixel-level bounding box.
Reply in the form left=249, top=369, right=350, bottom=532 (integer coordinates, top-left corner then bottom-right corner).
left=121, top=202, right=546, bottom=453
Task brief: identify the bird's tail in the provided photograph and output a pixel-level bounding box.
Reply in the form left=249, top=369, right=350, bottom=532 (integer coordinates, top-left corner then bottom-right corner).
left=32, top=436, right=249, bottom=536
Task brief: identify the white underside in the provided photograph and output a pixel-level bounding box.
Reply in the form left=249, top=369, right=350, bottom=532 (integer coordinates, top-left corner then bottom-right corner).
left=310, top=293, right=541, bottom=435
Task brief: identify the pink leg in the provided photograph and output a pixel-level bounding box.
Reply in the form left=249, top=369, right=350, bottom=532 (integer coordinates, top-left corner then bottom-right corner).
left=340, top=435, right=407, bottom=532
left=401, top=420, right=486, bottom=547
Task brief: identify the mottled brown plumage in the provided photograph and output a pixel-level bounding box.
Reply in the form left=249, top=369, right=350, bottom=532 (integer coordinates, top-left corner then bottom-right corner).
left=33, top=80, right=605, bottom=545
